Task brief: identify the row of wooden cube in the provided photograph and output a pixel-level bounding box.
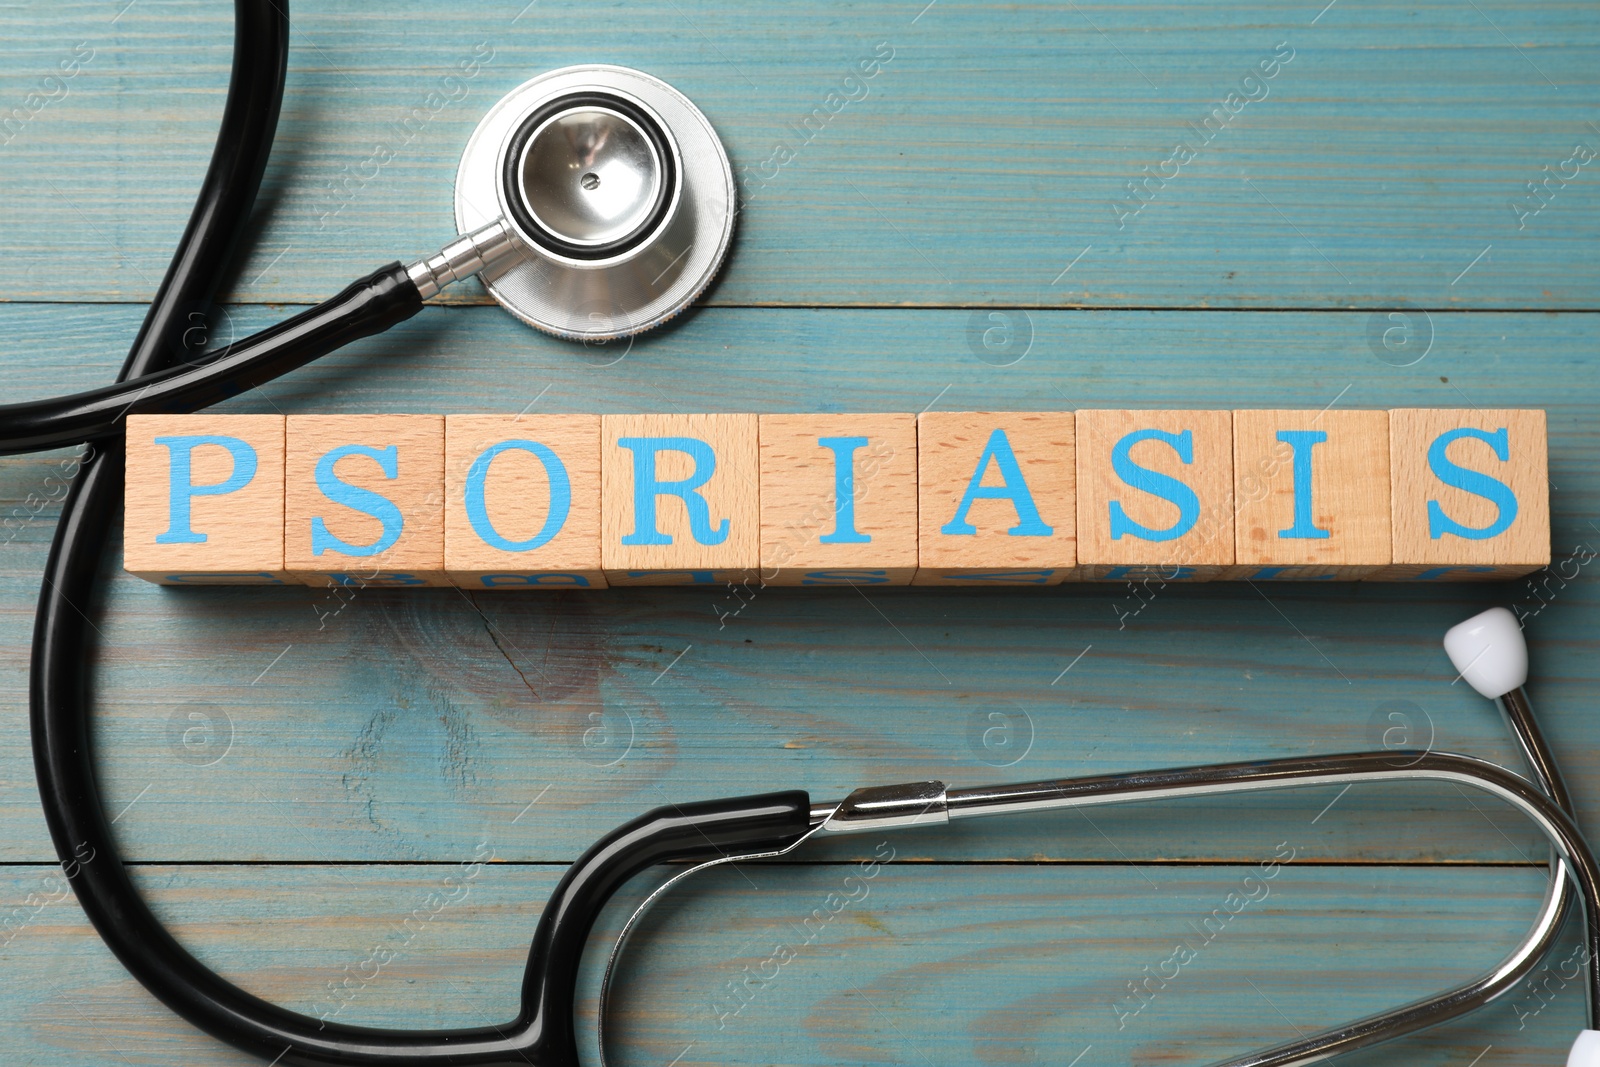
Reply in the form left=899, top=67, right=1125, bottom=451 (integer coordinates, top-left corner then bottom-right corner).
left=123, top=409, right=1550, bottom=588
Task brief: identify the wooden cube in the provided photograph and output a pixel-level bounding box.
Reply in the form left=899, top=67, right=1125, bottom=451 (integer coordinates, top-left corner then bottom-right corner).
left=444, top=414, right=604, bottom=590
left=913, top=412, right=1075, bottom=586
left=1077, top=410, right=1233, bottom=581
left=124, top=414, right=288, bottom=585
left=1375, top=408, right=1549, bottom=581
left=759, top=413, right=918, bottom=586
left=601, top=413, right=759, bottom=585
left=1231, top=410, right=1391, bottom=579
left=284, top=415, right=447, bottom=587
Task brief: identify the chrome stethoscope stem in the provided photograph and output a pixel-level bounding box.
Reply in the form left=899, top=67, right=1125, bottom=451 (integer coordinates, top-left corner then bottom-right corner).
left=1501, top=685, right=1572, bottom=811
left=403, top=218, right=520, bottom=300
left=1212, top=685, right=1576, bottom=1067
left=807, top=744, right=1582, bottom=834
left=797, top=745, right=1596, bottom=1067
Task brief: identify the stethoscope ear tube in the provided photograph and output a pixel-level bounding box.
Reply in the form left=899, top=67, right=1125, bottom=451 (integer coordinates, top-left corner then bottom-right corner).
left=21, top=2, right=1600, bottom=1065
left=521, top=792, right=814, bottom=1060
left=0, top=262, right=422, bottom=456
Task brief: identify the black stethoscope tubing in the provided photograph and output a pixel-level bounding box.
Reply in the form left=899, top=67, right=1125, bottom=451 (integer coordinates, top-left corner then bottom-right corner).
left=17, top=4, right=1600, bottom=1066
left=25, top=3, right=813, bottom=1064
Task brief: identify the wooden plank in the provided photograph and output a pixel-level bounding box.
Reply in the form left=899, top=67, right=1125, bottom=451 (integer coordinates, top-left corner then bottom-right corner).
left=1230, top=409, right=1392, bottom=580
left=0, top=862, right=1575, bottom=1066
left=913, top=411, right=1076, bottom=586
left=3, top=2, right=1596, bottom=1059
left=0, top=3, right=1597, bottom=308
left=123, top=414, right=288, bottom=586
left=444, top=414, right=607, bottom=590
left=1379, top=408, right=1552, bottom=581
left=1, top=306, right=1597, bottom=864
left=759, top=412, right=919, bottom=586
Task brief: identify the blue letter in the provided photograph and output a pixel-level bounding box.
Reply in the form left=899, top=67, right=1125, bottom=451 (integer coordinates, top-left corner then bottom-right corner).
left=1108, top=429, right=1200, bottom=542
left=936, top=569, right=1056, bottom=584
left=480, top=573, right=592, bottom=588
left=940, top=428, right=1053, bottom=537
left=1247, top=566, right=1337, bottom=581
left=1276, top=430, right=1330, bottom=540
left=328, top=572, right=425, bottom=587
left=162, top=572, right=284, bottom=585
left=617, top=436, right=729, bottom=546
left=310, top=444, right=404, bottom=557
left=1414, top=566, right=1498, bottom=580
left=1427, top=427, right=1518, bottom=540
left=625, top=570, right=719, bottom=584
left=1101, top=565, right=1196, bottom=581
left=801, top=569, right=889, bottom=585
left=153, top=435, right=257, bottom=544
left=817, top=436, right=871, bottom=544
left=464, top=440, right=570, bottom=552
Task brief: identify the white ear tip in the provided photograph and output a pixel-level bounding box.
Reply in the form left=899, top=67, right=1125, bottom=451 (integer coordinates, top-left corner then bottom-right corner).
left=1568, top=1030, right=1600, bottom=1066
left=1443, top=607, right=1528, bottom=700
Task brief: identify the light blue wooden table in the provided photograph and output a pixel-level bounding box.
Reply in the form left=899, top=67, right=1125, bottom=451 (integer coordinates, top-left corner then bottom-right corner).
left=1, top=2, right=1597, bottom=1064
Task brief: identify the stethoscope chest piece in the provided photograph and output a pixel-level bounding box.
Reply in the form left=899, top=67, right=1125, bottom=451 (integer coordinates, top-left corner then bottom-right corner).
left=456, top=65, right=734, bottom=340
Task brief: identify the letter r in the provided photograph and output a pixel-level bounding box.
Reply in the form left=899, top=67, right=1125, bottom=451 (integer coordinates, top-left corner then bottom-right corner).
left=617, top=436, right=730, bottom=546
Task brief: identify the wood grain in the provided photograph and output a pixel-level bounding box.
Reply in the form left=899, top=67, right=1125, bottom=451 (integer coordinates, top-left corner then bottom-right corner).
left=1, top=307, right=1597, bottom=868
left=914, top=411, right=1076, bottom=585
left=3, top=302, right=1600, bottom=870
left=284, top=414, right=448, bottom=588
left=444, top=414, right=605, bottom=590
left=758, top=413, right=918, bottom=586
left=1382, top=409, right=1551, bottom=581
left=2, top=3, right=1598, bottom=309
left=1077, top=410, right=1234, bottom=580
left=601, top=414, right=760, bottom=585
left=0, top=863, right=1574, bottom=1066
left=123, top=414, right=287, bottom=585
left=0, top=0, right=1597, bottom=1049
left=1230, top=409, right=1392, bottom=579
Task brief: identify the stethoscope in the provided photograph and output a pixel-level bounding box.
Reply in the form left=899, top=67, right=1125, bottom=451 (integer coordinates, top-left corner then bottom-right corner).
left=7, top=3, right=1600, bottom=1066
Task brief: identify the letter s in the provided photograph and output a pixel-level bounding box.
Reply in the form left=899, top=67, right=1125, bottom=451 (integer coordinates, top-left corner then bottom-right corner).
left=311, top=444, right=405, bottom=557
left=1426, top=427, right=1519, bottom=540
left=1107, top=429, right=1201, bottom=542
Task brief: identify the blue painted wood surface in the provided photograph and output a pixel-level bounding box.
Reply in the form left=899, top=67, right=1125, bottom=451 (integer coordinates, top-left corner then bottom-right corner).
left=0, top=2, right=1598, bottom=307
left=0, top=864, right=1583, bottom=1066
left=0, top=1, right=1597, bottom=1064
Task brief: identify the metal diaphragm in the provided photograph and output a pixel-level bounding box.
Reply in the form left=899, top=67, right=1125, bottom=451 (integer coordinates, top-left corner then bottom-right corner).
left=455, top=65, right=735, bottom=341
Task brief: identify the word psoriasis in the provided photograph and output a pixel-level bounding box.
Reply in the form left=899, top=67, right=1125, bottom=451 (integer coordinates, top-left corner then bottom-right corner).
left=122, top=408, right=1550, bottom=589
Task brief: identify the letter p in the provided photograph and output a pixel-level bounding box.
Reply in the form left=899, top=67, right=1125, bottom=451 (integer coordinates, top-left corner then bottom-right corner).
left=154, top=435, right=257, bottom=544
